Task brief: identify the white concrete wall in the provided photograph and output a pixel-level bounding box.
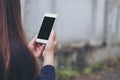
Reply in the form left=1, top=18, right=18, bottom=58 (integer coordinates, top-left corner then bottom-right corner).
left=21, top=0, right=120, bottom=48
left=106, top=0, right=120, bottom=45
left=21, top=0, right=55, bottom=40
left=56, top=0, right=93, bottom=46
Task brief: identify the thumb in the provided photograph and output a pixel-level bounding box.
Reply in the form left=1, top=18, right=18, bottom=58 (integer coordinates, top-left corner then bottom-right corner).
left=49, top=29, right=55, bottom=41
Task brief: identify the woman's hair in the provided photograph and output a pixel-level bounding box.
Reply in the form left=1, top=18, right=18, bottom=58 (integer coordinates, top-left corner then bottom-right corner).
left=0, top=0, right=39, bottom=80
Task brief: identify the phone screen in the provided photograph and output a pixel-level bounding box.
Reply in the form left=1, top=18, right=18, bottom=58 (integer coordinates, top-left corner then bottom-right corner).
left=37, top=17, right=55, bottom=40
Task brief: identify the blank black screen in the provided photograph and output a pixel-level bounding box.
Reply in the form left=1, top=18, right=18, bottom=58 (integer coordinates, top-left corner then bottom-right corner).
left=37, top=17, right=55, bottom=40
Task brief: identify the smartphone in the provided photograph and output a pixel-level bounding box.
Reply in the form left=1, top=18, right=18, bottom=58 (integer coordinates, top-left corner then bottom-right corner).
left=36, top=13, right=57, bottom=43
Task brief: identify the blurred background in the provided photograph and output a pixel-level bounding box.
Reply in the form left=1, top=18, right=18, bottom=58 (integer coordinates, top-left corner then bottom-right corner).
left=21, top=0, right=120, bottom=80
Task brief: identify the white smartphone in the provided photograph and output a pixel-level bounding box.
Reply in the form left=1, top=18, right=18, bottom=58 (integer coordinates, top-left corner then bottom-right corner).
left=36, top=13, right=57, bottom=44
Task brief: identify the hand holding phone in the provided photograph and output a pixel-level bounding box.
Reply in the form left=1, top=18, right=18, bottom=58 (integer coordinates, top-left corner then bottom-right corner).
left=29, top=29, right=57, bottom=59
left=36, top=13, right=57, bottom=44
left=28, top=35, right=45, bottom=58
left=43, top=29, right=58, bottom=66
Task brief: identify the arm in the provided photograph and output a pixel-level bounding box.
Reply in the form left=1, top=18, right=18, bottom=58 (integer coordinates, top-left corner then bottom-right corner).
left=42, top=29, right=57, bottom=66
left=36, top=65, right=55, bottom=80
left=40, top=65, right=55, bottom=80
left=40, top=29, right=57, bottom=80
left=29, top=29, right=57, bottom=80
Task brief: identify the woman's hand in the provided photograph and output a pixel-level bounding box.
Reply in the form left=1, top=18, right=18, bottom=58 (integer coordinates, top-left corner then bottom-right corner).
left=43, top=29, right=58, bottom=66
left=28, top=35, right=45, bottom=59
left=28, top=29, right=57, bottom=66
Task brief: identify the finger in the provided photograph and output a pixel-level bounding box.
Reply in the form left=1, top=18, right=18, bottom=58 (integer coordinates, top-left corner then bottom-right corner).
left=36, top=43, right=43, bottom=47
left=52, top=30, right=58, bottom=45
left=37, top=44, right=45, bottom=51
left=53, top=30, right=57, bottom=41
left=36, top=45, right=45, bottom=57
left=49, top=29, right=56, bottom=41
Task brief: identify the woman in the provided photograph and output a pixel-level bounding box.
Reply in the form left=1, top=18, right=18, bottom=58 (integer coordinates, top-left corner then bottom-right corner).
left=0, top=0, right=57, bottom=80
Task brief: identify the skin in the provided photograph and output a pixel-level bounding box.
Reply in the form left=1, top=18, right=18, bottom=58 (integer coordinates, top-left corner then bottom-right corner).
left=28, top=29, right=57, bottom=66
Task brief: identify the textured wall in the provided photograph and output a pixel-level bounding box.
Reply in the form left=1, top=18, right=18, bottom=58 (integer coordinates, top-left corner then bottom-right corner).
left=21, top=0, right=120, bottom=47
left=106, top=0, right=120, bottom=45
left=20, top=0, right=120, bottom=67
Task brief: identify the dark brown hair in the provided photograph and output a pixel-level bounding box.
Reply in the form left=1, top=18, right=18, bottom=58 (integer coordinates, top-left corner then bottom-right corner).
left=0, top=0, right=39, bottom=80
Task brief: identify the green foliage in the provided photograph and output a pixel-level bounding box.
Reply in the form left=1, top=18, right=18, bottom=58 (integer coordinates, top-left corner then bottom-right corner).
left=57, top=68, right=78, bottom=80
left=83, top=67, right=93, bottom=76
left=57, top=57, right=120, bottom=79
left=93, top=62, right=108, bottom=71
left=72, top=61, right=80, bottom=71
left=82, top=60, right=110, bottom=76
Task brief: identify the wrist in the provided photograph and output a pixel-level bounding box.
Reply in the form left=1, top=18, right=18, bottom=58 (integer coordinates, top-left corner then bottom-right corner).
left=43, top=51, right=55, bottom=66
left=43, top=50, right=54, bottom=57
left=43, top=56, right=55, bottom=66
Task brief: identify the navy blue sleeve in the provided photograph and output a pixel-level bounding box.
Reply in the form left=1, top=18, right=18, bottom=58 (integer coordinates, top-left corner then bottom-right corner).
left=36, top=65, right=56, bottom=80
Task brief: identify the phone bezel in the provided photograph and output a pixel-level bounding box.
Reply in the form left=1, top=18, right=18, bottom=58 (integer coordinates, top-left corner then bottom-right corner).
left=36, top=13, right=57, bottom=44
